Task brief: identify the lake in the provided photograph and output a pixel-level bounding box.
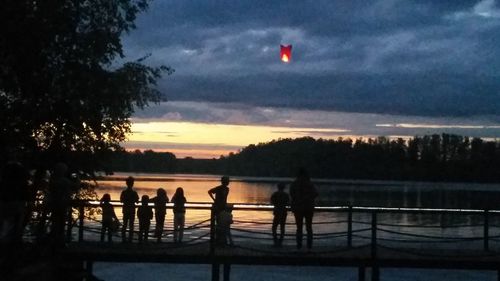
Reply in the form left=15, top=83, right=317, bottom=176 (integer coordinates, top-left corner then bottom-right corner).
left=97, top=172, right=500, bottom=208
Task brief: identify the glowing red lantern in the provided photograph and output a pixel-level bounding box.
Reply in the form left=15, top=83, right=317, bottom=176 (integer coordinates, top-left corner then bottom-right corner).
left=280, top=44, right=292, bottom=62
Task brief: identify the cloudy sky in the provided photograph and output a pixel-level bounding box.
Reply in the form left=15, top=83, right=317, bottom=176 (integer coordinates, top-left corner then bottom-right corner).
left=121, top=0, right=500, bottom=158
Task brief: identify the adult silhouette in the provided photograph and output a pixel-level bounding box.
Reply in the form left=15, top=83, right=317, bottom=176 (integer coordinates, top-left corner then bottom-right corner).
left=208, top=176, right=230, bottom=216
left=0, top=162, right=29, bottom=244
left=48, top=162, right=78, bottom=248
left=120, top=176, right=139, bottom=242
left=290, top=168, right=318, bottom=249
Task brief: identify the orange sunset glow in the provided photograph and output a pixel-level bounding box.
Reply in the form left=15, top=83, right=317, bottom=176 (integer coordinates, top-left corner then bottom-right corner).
left=125, top=121, right=350, bottom=158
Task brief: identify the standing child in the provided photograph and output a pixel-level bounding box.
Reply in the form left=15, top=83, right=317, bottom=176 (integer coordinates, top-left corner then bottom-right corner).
left=137, top=195, right=153, bottom=243
left=270, top=183, right=290, bottom=247
left=151, top=188, right=169, bottom=242
left=120, top=176, right=139, bottom=242
left=217, top=204, right=234, bottom=246
left=100, top=193, right=119, bottom=242
left=171, top=187, right=186, bottom=243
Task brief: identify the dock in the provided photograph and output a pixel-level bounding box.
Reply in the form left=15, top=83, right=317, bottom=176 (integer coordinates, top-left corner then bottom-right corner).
left=17, top=203, right=500, bottom=280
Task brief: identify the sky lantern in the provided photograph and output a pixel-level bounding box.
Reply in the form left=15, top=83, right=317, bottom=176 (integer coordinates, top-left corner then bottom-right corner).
left=280, top=44, right=292, bottom=62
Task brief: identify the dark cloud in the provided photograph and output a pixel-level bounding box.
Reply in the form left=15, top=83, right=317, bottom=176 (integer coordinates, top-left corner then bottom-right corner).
left=124, top=0, right=500, bottom=117
left=160, top=73, right=500, bottom=116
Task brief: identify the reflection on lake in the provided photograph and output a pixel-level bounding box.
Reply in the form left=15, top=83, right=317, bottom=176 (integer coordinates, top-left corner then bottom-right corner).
left=96, top=172, right=500, bottom=209
left=91, top=173, right=500, bottom=249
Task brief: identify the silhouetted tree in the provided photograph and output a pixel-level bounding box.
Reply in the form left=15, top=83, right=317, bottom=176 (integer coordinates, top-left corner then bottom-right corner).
left=0, top=0, right=172, bottom=168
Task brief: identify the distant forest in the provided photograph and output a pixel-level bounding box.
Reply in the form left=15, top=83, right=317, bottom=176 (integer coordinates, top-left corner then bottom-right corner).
left=105, top=134, right=500, bottom=182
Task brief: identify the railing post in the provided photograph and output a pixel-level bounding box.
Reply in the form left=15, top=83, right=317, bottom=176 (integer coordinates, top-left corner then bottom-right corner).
left=78, top=202, right=84, bottom=242
left=371, top=211, right=377, bottom=259
left=371, top=211, right=379, bottom=281
left=212, top=263, right=220, bottom=281
left=347, top=205, right=353, bottom=248
left=223, top=263, right=231, bottom=281
left=484, top=209, right=489, bottom=251
left=66, top=206, right=73, bottom=242
left=210, top=205, right=216, bottom=254
left=358, top=266, right=365, bottom=281
left=85, top=260, right=93, bottom=278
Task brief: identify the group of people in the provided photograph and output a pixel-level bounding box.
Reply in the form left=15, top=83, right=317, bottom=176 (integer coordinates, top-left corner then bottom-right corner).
left=104, top=168, right=318, bottom=248
left=1, top=160, right=318, bottom=251
left=100, top=176, right=186, bottom=243
left=271, top=168, right=318, bottom=249
left=207, top=169, right=318, bottom=249
left=0, top=161, right=83, bottom=264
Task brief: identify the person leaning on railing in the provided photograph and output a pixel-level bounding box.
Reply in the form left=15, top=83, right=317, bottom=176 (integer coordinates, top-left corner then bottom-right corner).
left=151, top=188, right=168, bottom=243
left=100, top=193, right=119, bottom=243
left=271, top=182, right=290, bottom=247
left=171, top=187, right=186, bottom=243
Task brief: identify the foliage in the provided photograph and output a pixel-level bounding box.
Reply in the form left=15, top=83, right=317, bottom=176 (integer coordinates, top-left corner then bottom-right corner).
left=107, top=149, right=177, bottom=173
left=103, top=134, right=500, bottom=182
left=69, top=180, right=102, bottom=230
left=0, top=0, right=172, bottom=168
left=217, top=134, right=500, bottom=182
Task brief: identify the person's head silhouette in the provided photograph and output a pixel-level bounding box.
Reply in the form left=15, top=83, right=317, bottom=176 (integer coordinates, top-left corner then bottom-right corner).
left=221, top=176, right=230, bottom=186
left=141, top=195, right=149, bottom=205
left=101, top=193, right=111, bottom=203
left=126, top=176, right=134, bottom=188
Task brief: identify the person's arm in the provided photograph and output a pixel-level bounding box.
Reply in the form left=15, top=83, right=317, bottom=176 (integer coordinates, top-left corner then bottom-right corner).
left=208, top=187, right=216, bottom=201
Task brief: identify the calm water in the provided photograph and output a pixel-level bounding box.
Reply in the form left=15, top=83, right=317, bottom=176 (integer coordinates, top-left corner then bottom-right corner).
left=97, top=172, right=500, bottom=208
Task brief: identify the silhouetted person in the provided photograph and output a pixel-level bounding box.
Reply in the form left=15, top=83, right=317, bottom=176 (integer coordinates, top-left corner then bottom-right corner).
left=151, top=188, right=168, bottom=243
left=208, top=176, right=230, bottom=216
left=171, top=187, right=186, bottom=243
left=0, top=161, right=29, bottom=264
left=120, top=176, right=139, bottom=242
left=100, top=193, right=119, bottom=242
left=271, top=182, right=289, bottom=247
left=208, top=176, right=231, bottom=245
left=217, top=204, right=234, bottom=246
left=290, top=168, right=318, bottom=249
left=48, top=162, right=78, bottom=248
left=137, top=195, right=153, bottom=243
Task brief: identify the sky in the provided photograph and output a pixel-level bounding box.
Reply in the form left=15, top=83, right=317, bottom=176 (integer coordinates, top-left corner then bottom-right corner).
left=121, top=0, right=500, bottom=158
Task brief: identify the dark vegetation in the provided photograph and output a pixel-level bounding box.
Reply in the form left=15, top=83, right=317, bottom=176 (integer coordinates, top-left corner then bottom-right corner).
left=0, top=1, right=170, bottom=279
left=106, top=134, right=500, bottom=183
left=0, top=0, right=171, bottom=172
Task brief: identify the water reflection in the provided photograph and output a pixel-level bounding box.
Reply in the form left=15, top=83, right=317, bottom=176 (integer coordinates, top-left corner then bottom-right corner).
left=92, top=174, right=500, bottom=248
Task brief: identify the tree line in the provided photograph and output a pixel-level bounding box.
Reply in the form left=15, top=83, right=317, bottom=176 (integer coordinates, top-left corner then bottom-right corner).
left=104, top=134, right=500, bottom=182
